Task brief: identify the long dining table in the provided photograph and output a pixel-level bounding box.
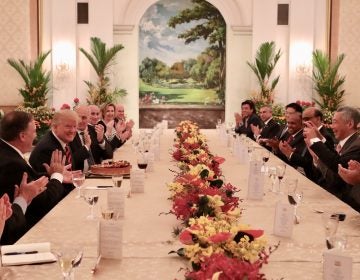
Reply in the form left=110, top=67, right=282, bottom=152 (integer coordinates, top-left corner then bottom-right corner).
left=4, top=129, right=360, bottom=279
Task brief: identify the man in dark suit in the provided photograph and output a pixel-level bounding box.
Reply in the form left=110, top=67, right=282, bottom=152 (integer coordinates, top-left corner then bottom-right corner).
left=276, top=112, right=314, bottom=178
left=304, top=106, right=360, bottom=200
left=338, top=160, right=360, bottom=212
left=70, top=105, right=113, bottom=172
left=30, top=109, right=78, bottom=173
left=234, top=100, right=262, bottom=140
left=302, top=107, right=335, bottom=150
left=251, top=105, right=280, bottom=148
left=265, top=102, right=303, bottom=152
left=0, top=111, right=68, bottom=243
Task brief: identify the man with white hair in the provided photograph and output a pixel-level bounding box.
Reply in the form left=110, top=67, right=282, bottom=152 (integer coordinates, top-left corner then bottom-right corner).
left=70, top=105, right=113, bottom=172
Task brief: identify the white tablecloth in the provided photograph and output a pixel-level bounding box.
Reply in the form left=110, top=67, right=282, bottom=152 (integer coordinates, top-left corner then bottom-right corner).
left=4, top=129, right=359, bottom=279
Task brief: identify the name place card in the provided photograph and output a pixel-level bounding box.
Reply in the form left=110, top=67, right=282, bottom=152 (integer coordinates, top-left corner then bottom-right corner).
left=323, top=249, right=352, bottom=280
left=107, top=188, right=125, bottom=217
left=130, top=169, right=145, bottom=193
left=273, top=201, right=294, bottom=238
left=98, top=220, right=123, bottom=260
left=247, top=161, right=264, bottom=200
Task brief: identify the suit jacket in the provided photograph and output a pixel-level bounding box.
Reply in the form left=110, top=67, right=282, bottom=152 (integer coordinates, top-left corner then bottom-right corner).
left=311, top=132, right=360, bottom=198
left=287, top=131, right=315, bottom=180
left=235, top=113, right=262, bottom=140
left=97, top=120, right=126, bottom=150
left=259, top=118, right=281, bottom=140
left=275, top=129, right=313, bottom=178
left=29, top=131, right=74, bottom=196
left=69, top=125, right=113, bottom=171
left=1, top=204, right=27, bottom=245
left=319, top=126, right=335, bottom=150
left=0, top=139, right=65, bottom=239
left=30, top=131, right=69, bottom=174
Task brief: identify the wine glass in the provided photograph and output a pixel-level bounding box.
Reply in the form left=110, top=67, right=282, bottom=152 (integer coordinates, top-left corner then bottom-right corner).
left=287, top=179, right=302, bottom=224
left=112, top=175, right=123, bottom=188
left=72, top=171, right=85, bottom=198
left=261, top=149, right=270, bottom=172
left=137, top=153, right=148, bottom=171
left=83, top=190, right=99, bottom=220
left=54, top=246, right=83, bottom=280
left=275, top=163, right=286, bottom=194
left=267, top=166, right=277, bottom=192
left=322, top=212, right=340, bottom=249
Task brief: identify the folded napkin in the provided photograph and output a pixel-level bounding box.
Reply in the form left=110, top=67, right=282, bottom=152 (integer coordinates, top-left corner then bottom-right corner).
left=1, top=242, right=56, bottom=266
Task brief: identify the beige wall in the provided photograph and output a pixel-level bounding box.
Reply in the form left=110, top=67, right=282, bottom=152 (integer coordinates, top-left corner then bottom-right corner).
left=0, top=0, right=31, bottom=107
left=338, top=0, right=360, bottom=106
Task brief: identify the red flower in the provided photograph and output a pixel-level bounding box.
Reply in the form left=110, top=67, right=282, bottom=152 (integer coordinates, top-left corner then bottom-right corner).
left=242, top=229, right=264, bottom=238
left=60, top=103, right=71, bottom=110
left=208, top=232, right=232, bottom=244
left=213, top=156, right=225, bottom=164
left=179, top=230, right=194, bottom=245
left=73, top=97, right=79, bottom=104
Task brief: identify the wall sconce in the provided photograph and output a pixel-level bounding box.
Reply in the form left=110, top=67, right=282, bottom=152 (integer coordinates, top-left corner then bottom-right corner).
left=55, top=62, right=70, bottom=80
left=53, top=41, right=75, bottom=81
left=296, top=63, right=311, bottom=76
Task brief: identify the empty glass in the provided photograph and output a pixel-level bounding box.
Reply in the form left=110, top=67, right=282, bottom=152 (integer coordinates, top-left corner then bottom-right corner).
left=83, top=190, right=99, bottom=220
left=287, top=179, right=302, bottom=224
left=54, top=246, right=83, bottom=280
left=322, top=212, right=340, bottom=249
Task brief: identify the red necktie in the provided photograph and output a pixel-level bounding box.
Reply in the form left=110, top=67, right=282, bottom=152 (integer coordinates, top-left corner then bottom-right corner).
left=287, top=135, right=294, bottom=144
left=64, top=145, right=72, bottom=166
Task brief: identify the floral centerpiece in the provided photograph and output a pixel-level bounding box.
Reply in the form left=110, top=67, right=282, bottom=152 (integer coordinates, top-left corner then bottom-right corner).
left=167, top=121, right=277, bottom=279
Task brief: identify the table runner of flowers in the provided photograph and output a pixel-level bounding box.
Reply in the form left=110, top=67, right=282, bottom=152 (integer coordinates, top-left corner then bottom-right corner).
left=167, top=120, right=278, bottom=280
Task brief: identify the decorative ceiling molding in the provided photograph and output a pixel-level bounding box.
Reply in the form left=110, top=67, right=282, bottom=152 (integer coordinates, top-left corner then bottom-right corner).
left=119, top=0, right=245, bottom=26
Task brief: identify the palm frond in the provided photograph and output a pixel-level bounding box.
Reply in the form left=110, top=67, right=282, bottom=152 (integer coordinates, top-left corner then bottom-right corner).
left=247, top=41, right=282, bottom=101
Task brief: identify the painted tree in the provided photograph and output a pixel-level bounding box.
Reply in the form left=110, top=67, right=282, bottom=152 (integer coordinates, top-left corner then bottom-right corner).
left=168, top=0, right=226, bottom=99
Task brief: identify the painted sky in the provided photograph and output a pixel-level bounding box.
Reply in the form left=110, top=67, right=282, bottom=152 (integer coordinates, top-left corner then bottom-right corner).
left=139, top=0, right=209, bottom=67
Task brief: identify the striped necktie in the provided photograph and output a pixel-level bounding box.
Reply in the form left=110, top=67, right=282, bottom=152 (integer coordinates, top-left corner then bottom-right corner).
left=286, top=135, right=294, bottom=144
left=64, top=145, right=72, bottom=166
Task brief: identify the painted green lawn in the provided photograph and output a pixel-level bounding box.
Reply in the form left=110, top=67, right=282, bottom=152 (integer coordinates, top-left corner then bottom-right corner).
left=139, top=80, right=219, bottom=104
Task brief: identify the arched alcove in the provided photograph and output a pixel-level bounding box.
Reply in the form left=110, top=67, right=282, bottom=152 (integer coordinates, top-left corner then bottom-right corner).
left=113, top=0, right=252, bottom=128
left=119, top=0, right=247, bottom=27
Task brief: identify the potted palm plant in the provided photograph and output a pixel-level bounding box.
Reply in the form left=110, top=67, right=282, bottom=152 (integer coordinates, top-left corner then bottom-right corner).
left=247, top=41, right=282, bottom=104
left=7, top=51, right=54, bottom=140
left=312, top=50, right=345, bottom=115
left=80, top=37, right=127, bottom=105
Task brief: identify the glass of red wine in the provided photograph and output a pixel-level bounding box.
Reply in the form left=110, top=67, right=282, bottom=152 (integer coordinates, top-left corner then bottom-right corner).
left=261, top=149, right=270, bottom=172
left=275, top=163, right=286, bottom=194
left=137, top=153, right=148, bottom=171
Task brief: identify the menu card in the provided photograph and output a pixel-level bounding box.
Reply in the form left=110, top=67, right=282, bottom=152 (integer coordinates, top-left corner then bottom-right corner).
left=130, top=169, right=145, bottom=193
left=273, top=201, right=294, bottom=237
left=1, top=242, right=56, bottom=266
left=247, top=161, right=264, bottom=200
left=323, top=249, right=352, bottom=280
left=235, top=142, right=248, bottom=164
left=107, top=188, right=125, bottom=217
left=98, top=220, right=123, bottom=260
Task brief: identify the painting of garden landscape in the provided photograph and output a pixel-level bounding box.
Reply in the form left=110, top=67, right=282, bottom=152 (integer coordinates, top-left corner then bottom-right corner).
left=139, top=0, right=226, bottom=128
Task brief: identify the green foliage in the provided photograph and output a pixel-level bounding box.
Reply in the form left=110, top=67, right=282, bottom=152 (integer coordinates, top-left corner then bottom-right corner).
left=247, top=41, right=281, bottom=103
left=80, top=37, right=127, bottom=105
left=7, top=51, right=51, bottom=108
left=168, top=0, right=226, bottom=98
left=312, top=50, right=345, bottom=112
